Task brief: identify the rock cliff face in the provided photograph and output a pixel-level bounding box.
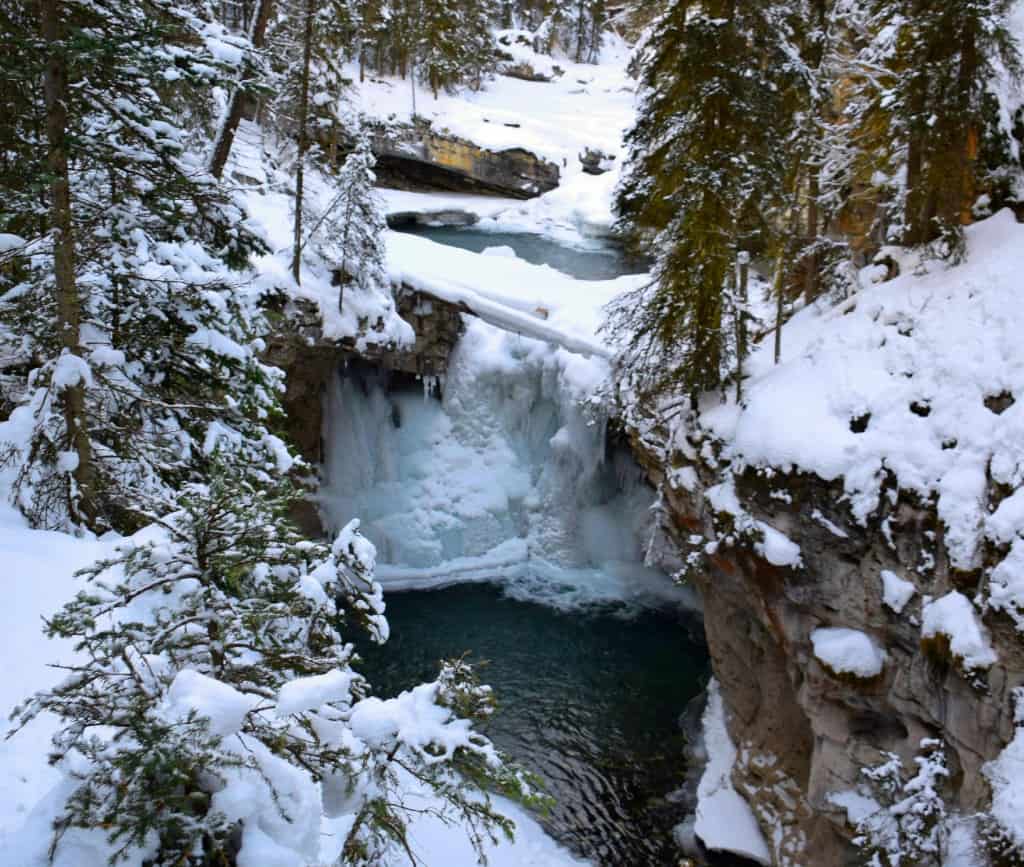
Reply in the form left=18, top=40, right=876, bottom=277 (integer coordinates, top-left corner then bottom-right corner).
left=264, top=288, right=465, bottom=467
left=633, top=430, right=1024, bottom=866
left=368, top=120, right=560, bottom=199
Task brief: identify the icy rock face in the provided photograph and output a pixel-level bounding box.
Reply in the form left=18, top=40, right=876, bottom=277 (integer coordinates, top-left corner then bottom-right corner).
left=318, top=321, right=680, bottom=610
left=634, top=447, right=1024, bottom=866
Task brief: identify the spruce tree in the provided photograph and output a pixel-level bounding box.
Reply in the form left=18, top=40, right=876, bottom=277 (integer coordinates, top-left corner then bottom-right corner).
left=611, top=0, right=796, bottom=402
left=419, top=0, right=463, bottom=97
left=0, top=0, right=279, bottom=532
left=303, top=137, right=390, bottom=315
left=12, top=463, right=530, bottom=865
left=839, top=0, right=1021, bottom=255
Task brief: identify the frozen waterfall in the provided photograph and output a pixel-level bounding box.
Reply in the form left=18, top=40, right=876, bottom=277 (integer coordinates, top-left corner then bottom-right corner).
left=319, top=320, right=693, bottom=610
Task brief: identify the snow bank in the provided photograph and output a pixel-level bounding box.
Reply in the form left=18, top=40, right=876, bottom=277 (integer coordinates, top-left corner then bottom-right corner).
left=811, top=627, right=886, bottom=678
left=385, top=229, right=644, bottom=358
left=693, top=680, right=771, bottom=865
left=703, top=211, right=1024, bottom=578
left=0, top=508, right=108, bottom=845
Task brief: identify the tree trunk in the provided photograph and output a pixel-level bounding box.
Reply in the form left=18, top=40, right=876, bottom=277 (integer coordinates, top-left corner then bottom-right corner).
left=290, top=0, right=315, bottom=285
left=804, top=165, right=820, bottom=302
left=956, top=15, right=979, bottom=227
left=736, top=252, right=749, bottom=401
left=41, top=0, right=95, bottom=524
left=903, top=80, right=928, bottom=245
left=773, top=259, right=784, bottom=366
left=208, top=0, right=275, bottom=179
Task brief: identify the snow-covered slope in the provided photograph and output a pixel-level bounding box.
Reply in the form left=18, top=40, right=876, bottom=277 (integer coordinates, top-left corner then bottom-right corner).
left=385, top=230, right=646, bottom=358
left=703, top=210, right=1024, bottom=581
left=354, top=33, right=636, bottom=240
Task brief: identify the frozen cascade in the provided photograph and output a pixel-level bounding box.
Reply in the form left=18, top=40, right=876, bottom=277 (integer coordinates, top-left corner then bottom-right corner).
left=319, top=320, right=694, bottom=610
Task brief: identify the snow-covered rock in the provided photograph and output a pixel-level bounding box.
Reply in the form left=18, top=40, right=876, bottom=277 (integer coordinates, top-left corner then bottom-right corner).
left=811, top=627, right=886, bottom=679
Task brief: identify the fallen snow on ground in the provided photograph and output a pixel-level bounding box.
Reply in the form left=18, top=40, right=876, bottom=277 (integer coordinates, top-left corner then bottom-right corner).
left=811, top=627, right=886, bottom=678
left=693, top=680, right=771, bottom=865
left=386, top=229, right=645, bottom=358
left=355, top=33, right=635, bottom=241
left=703, top=210, right=1024, bottom=598
left=0, top=506, right=108, bottom=846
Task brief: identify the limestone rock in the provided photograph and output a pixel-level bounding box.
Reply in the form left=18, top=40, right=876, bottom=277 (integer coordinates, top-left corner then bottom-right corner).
left=367, top=119, right=559, bottom=199
left=631, top=432, right=1024, bottom=865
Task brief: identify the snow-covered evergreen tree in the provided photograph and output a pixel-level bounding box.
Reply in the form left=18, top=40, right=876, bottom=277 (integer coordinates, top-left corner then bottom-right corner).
left=611, top=0, right=799, bottom=402
left=305, top=137, right=390, bottom=314
left=836, top=0, right=1021, bottom=256
left=11, top=464, right=530, bottom=864
left=0, top=0, right=283, bottom=532
left=851, top=739, right=952, bottom=866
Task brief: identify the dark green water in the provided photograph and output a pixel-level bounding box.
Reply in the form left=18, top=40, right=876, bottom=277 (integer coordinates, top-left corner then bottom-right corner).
left=358, top=582, right=709, bottom=866
left=391, top=225, right=649, bottom=281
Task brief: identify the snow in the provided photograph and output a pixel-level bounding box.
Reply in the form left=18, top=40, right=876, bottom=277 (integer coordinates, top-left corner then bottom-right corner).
left=693, top=680, right=772, bottom=865
left=164, top=669, right=261, bottom=736
left=706, top=478, right=803, bottom=568
left=921, top=591, right=998, bottom=671
left=0, top=508, right=108, bottom=847
left=277, top=669, right=358, bottom=717
left=810, top=627, right=886, bottom=678
left=702, top=211, right=1024, bottom=578
left=380, top=188, right=524, bottom=224
left=385, top=229, right=643, bottom=358
left=0, top=233, right=27, bottom=253
left=242, top=173, right=415, bottom=351
left=989, top=537, right=1024, bottom=630
left=351, top=33, right=635, bottom=240
left=983, top=690, right=1024, bottom=854
left=880, top=570, right=916, bottom=614
left=51, top=352, right=92, bottom=390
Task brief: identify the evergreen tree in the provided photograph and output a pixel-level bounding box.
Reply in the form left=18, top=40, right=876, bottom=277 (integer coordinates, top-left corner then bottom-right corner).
left=11, top=465, right=530, bottom=864
left=0, top=0, right=279, bottom=532
left=838, top=0, right=1021, bottom=256
left=611, top=0, right=797, bottom=401
left=419, top=0, right=463, bottom=97
left=303, top=137, right=390, bottom=314
left=569, top=0, right=606, bottom=63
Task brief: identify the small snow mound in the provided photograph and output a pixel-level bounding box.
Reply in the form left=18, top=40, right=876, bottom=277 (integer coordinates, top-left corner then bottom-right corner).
left=276, top=669, right=356, bottom=717
left=811, top=627, right=886, bottom=678
left=921, top=591, right=998, bottom=671
left=163, top=669, right=258, bottom=737
left=880, top=570, right=916, bottom=614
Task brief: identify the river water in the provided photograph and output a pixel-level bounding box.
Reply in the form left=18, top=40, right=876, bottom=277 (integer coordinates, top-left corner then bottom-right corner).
left=330, top=225, right=710, bottom=865
left=391, top=224, right=649, bottom=281
left=358, top=584, right=708, bottom=865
